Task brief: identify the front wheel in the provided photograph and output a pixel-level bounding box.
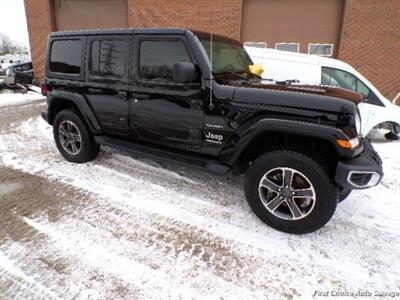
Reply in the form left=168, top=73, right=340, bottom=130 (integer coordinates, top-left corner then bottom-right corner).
left=338, top=189, right=352, bottom=203
left=244, top=150, right=338, bottom=234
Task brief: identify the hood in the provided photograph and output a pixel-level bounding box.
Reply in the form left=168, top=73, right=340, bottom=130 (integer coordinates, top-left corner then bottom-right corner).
left=232, top=81, right=360, bottom=113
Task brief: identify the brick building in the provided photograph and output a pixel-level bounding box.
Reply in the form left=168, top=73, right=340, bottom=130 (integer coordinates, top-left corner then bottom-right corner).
left=24, top=0, right=400, bottom=99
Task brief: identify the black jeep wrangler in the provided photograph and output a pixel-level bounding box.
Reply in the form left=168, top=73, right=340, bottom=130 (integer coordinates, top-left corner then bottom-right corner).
left=41, top=28, right=383, bottom=234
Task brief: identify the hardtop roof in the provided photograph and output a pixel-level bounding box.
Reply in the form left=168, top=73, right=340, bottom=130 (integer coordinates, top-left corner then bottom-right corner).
left=48, top=28, right=243, bottom=46
left=49, top=28, right=188, bottom=37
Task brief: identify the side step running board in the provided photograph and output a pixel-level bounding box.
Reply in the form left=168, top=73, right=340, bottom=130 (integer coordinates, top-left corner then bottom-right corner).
left=94, top=136, right=231, bottom=175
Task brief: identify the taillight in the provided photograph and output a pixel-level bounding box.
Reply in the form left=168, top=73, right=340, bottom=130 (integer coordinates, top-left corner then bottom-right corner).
left=41, top=84, right=49, bottom=96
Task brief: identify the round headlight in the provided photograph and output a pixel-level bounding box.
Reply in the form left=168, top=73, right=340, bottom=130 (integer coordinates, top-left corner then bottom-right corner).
left=355, top=110, right=362, bottom=135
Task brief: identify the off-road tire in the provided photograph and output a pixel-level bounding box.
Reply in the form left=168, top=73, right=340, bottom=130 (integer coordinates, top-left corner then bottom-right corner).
left=53, top=109, right=100, bottom=163
left=244, top=150, right=338, bottom=234
left=338, top=189, right=352, bottom=203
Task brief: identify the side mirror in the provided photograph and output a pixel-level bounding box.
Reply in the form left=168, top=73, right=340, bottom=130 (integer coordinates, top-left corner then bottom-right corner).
left=173, top=62, right=197, bottom=83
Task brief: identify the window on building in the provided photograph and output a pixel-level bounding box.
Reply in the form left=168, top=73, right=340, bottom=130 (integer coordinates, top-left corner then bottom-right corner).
left=90, top=39, right=127, bottom=78
left=321, top=67, right=371, bottom=99
left=50, top=39, right=82, bottom=74
left=244, top=42, right=267, bottom=48
left=275, top=43, right=299, bottom=53
left=139, top=40, right=192, bottom=82
left=309, top=44, right=334, bottom=57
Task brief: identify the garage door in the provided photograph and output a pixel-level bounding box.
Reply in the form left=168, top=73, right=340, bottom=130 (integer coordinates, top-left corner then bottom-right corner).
left=241, top=0, right=344, bottom=57
left=53, top=0, right=128, bottom=31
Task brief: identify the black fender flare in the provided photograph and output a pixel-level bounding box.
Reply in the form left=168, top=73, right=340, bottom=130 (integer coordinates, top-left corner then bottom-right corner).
left=47, top=91, right=102, bottom=134
left=220, top=118, right=363, bottom=166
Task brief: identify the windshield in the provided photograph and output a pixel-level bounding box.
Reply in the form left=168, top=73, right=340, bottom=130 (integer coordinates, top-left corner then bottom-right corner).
left=197, top=36, right=253, bottom=74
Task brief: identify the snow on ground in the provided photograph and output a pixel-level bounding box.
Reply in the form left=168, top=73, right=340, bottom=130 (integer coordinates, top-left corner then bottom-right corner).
left=0, top=104, right=399, bottom=298
left=0, top=91, right=44, bottom=107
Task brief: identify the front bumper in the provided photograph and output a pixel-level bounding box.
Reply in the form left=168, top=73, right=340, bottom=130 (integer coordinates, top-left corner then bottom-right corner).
left=335, top=139, right=383, bottom=189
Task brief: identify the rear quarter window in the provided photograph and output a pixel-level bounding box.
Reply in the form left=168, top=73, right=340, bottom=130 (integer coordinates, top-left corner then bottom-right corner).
left=49, top=39, right=82, bottom=74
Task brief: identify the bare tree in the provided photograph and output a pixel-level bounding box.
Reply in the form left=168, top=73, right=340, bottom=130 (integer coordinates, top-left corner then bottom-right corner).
left=0, top=33, right=28, bottom=55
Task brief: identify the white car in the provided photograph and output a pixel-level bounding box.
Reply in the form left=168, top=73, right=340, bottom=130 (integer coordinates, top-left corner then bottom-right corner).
left=246, top=47, right=400, bottom=140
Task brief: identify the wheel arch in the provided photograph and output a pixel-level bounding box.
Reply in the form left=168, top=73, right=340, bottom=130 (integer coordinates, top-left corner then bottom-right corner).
left=48, top=91, right=102, bottom=134
left=375, top=120, right=400, bottom=132
left=221, top=119, right=359, bottom=173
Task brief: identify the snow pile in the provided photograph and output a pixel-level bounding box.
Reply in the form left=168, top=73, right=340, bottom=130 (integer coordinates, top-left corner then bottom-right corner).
left=0, top=116, right=399, bottom=298
left=0, top=91, right=44, bottom=107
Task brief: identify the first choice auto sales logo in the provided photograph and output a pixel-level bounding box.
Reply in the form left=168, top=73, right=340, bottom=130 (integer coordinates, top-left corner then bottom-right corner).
left=313, top=290, right=400, bottom=297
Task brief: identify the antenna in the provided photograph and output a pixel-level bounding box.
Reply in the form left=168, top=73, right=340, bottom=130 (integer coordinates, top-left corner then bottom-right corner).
left=209, top=31, right=213, bottom=109
left=208, top=6, right=214, bottom=110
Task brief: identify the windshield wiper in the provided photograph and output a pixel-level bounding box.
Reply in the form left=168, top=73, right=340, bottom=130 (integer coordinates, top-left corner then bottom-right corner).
left=217, top=71, right=249, bottom=81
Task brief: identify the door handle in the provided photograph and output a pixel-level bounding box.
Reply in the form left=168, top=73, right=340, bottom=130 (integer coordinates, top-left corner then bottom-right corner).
left=131, top=93, right=150, bottom=100
left=117, top=91, right=128, bottom=99
left=87, top=88, right=102, bottom=94
left=191, top=99, right=204, bottom=110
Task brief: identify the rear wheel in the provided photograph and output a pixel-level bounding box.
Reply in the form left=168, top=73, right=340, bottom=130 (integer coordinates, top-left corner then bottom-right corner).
left=244, top=150, right=338, bottom=234
left=53, top=109, right=100, bottom=163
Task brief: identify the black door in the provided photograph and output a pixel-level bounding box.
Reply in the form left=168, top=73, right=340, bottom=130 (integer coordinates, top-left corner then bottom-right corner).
left=131, top=36, right=204, bottom=149
left=84, top=35, right=131, bottom=136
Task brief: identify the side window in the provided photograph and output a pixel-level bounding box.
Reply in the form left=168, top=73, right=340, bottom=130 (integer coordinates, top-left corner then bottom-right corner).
left=321, top=67, right=370, bottom=99
left=356, top=80, right=370, bottom=99
left=90, top=39, right=126, bottom=78
left=20, top=63, right=31, bottom=71
left=50, top=40, right=82, bottom=74
left=139, top=40, right=191, bottom=82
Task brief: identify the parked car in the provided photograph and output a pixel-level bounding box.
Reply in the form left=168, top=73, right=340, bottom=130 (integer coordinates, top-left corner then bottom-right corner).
left=41, top=28, right=383, bottom=234
left=4, top=61, right=35, bottom=85
left=246, top=47, right=400, bottom=140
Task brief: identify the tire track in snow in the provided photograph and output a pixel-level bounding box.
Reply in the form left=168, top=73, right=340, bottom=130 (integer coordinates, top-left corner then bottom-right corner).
left=0, top=166, right=347, bottom=299
left=0, top=252, right=61, bottom=300
left=0, top=166, right=294, bottom=298
left=0, top=113, right=399, bottom=298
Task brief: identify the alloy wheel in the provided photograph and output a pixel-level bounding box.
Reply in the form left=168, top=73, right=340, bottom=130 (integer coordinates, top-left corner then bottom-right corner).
left=258, top=167, right=316, bottom=220
left=58, top=120, right=82, bottom=156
